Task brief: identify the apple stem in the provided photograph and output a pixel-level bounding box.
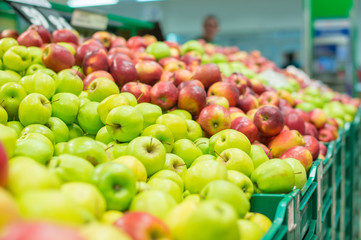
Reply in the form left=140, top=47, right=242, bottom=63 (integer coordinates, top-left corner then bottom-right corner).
left=294, top=172, right=303, bottom=174
left=105, top=145, right=114, bottom=151
left=195, top=141, right=206, bottom=147
left=50, top=99, right=60, bottom=104
left=214, top=150, right=227, bottom=162
left=161, top=142, right=171, bottom=146
left=136, top=91, right=144, bottom=102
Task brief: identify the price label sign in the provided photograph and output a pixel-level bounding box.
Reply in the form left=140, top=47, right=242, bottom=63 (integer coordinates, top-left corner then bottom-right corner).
left=6, top=1, right=73, bottom=31
left=71, top=10, right=108, bottom=30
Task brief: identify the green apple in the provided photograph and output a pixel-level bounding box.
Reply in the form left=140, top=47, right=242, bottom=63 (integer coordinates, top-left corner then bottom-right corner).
left=79, top=224, right=131, bottom=240
left=107, top=141, right=128, bottom=159
left=146, top=41, right=171, bottom=60
left=0, top=106, right=7, bottom=124
left=177, top=200, right=239, bottom=240
left=87, top=77, right=120, bottom=102
left=68, top=123, right=84, bottom=139
left=119, top=92, right=137, bottom=106
left=61, top=182, right=106, bottom=220
left=0, top=37, right=18, bottom=59
left=48, top=154, right=94, bottom=183
left=51, top=93, right=80, bottom=124
left=37, top=68, right=58, bottom=82
left=0, top=82, right=27, bottom=119
left=184, top=160, right=227, bottom=194
left=54, top=142, right=67, bottom=156
left=129, top=190, right=176, bottom=220
left=194, top=137, right=210, bottom=154
left=6, top=121, right=24, bottom=137
left=97, top=94, right=129, bottom=124
left=0, top=58, right=2, bottom=70
left=7, top=156, right=60, bottom=195
left=17, top=189, right=92, bottom=225
left=237, top=219, right=264, bottom=240
left=283, top=158, right=307, bottom=189
left=65, top=137, right=108, bottom=165
left=18, top=93, right=52, bottom=126
left=227, top=170, right=254, bottom=200
left=14, top=132, right=54, bottom=165
left=190, top=154, right=216, bottom=167
left=185, top=119, right=202, bottom=141
left=0, top=124, right=18, bottom=157
left=0, top=70, right=21, bottom=88
left=57, top=42, right=76, bottom=55
left=164, top=153, right=187, bottom=176
left=21, top=124, right=55, bottom=143
left=127, top=136, right=166, bottom=176
left=134, top=103, right=162, bottom=129
left=251, top=159, right=295, bottom=193
left=249, top=145, right=269, bottom=169
left=156, top=113, right=188, bottom=141
left=180, top=40, right=204, bottom=55
left=19, top=71, right=55, bottom=99
left=165, top=196, right=200, bottom=239
left=55, top=69, right=83, bottom=96
left=209, top=129, right=251, bottom=156
left=96, top=126, right=113, bottom=145
left=168, top=109, right=192, bottom=120
left=45, top=117, right=69, bottom=143
left=200, top=180, right=250, bottom=218
left=113, top=155, right=147, bottom=182
left=147, top=177, right=183, bottom=202
left=28, top=46, right=43, bottom=64
left=3, top=46, right=31, bottom=71
left=149, top=169, right=184, bottom=191
left=92, top=162, right=136, bottom=211
left=136, top=181, right=152, bottom=194
left=101, top=210, right=124, bottom=225
left=78, top=101, right=104, bottom=135
left=141, top=124, right=174, bottom=153
left=172, top=139, right=202, bottom=167
left=216, top=148, right=254, bottom=177
left=0, top=188, right=21, bottom=228
left=246, top=212, right=273, bottom=234
left=295, top=102, right=316, bottom=112
left=105, top=105, right=143, bottom=142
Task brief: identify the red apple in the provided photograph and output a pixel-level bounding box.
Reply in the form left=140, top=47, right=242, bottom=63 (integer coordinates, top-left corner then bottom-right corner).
left=52, top=29, right=79, bottom=45
left=135, top=61, right=163, bottom=86
left=229, top=107, right=244, bottom=114
left=75, top=39, right=105, bottom=66
left=254, top=141, right=272, bottom=158
left=294, top=109, right=309, bottom=122
left=277, top=90, right=294, bottom=106
left=224, top=73, right=250, bottom=94
left=258, top=91, right=280, bottom=106
left=268, top=130, right=305, bottom=158
left=250, top=78, right=265, bottom=95
left=82, top=48, right=109, bottom=75
left=207, top=81, right=240, bottom=107
left=133, top=52, right=156, bottom=62
left=114, top=212, right=171, bottom=240
left=108, top=52, right=132, bottom=65
left=150, top=81, right=178, bottom=110
left=110, top=58, right=138, bottom=87
left=180, top=54, right=201, bottom=67
left=323, top=123, right=338, bottom=139
left=231, top=116, right=258, bottom=143
left=0, top=142, right=8, bottom=187
left=318, top=128, right=335, bottom=142
left=237, top=94, right=259, bottom=113
left=309, top=109, right=327, bottom=129
left=92, top=31, right=113, bottom=48
left=303, top=135, right=320, bottom=160
left=281, top=146, right=313, bottom=171
left=284, top=112, right=305, bottom=135
left=305, top=122, right=318, bottom=138
left=253, top=106, right=284, bottom=137
left=279, top=106, right=295, bottom=116
left=193, top=63, right=222, bottom=89
left=197, top=105, right=231, bottom=136
left=206, top=96, right=229, bottom=109
left=28, top=25, right=51, bottom=43
left=143, top=34, right=157, bottom=46
left=83, top=70, right=115, bottom=90
left=109, top=47, right=133, bottom=59
left=17, top=29, right=43, bottom=47
left=327, top=118, right=339, bottom=129
left=121, top=82, right=151, bottom=103
left=69, top=68, right=85, bottom=80
left=163, top=60, right=186, bottom=72
left=127, top=36, right=146, bottom=49
left=178, top=80, right=204, bottom=91
left=111, top=36, right=127, bottom=48
left=42, top=44, right=75, bottom=72
left=319, top=143, right=327, bottom=156
left=246, top=109, right=258, bottom=122
left=178, top=85, right=207, bottom=117
left=1, top=29, right=19, bottom=39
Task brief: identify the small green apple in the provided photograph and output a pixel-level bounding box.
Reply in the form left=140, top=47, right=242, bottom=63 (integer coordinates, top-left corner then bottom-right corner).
left=237, top=219, right=264, bottom=240
left=55, top=69, right=83, bottom=96
left=227, top=170, right=254, bottom=200
left=149, top=169, right=184, bottom=191
left=249, top=145, right=269, bottom=169
left=0, top=82, right=27, bottom=119
left=134, top=103, right=162, bottom=129
left=0, top=106, right=7, bottom=124
left=68, top=123, right=84, bottom=140
left=6, top=121, right=24, bottom=137
left=147, top=178, right=183, bottom=202
left=146, top=42, right=171, bottom=60
left=156, top=113, right=188, bottom=141
left=0, top=70, right=21, bottom=88
left=18, top=93, right=52, bottom=126
left=141, top=124, right=174, bottom=153
left=0, top=124, right=18, bottom=157
left=28, top=46, right=43, bottom=64
left=107, top=141, right=128, bottom=159
left=245, top=212, right=273, bottom=234
left=54, top=142, right=67, bottom=156
left=113, top=155, right=147, bottom=182
left=48, top=154, right=94, bottom=183
left=168, top=109, right=192, bottom=120
left=0, top=37, right=18, bottom=59
left=19, top=71, right=55, bottom=99
left=87, top=77, right=120, bottom=102
left=21, top=124, right=55, bottom=143
left=119, top=92, right=137, bottom=106
left=190, top=154, right=216, bottom=167
left=283, top=158, right=307, bottom=189
left=185, top=119, right=202, bottom=141
left=97, top=94, right=129, bottom=124
left=194, top=137, right=210, bottom=154
left=51, top=92, right=80, bottom=124
left=96, top=126, right=113, bottom=145
left=79, top=224, right=131, bottom=240
left=77, top=101, right=104, bottom=135
left=209, top=129, right=251, bottom=156
left=57, top=42, right=76, bottom=55
left=3, top=45, right=31, bottom=71
left=172, top=139, right=202, bottom=167
left=163, top=153, right=187, bottom=176
left=216, top=148, right=254, bottom=177
left=180, top=40, right=204, bottom=55
left=45, top=117, right=69, bottom=143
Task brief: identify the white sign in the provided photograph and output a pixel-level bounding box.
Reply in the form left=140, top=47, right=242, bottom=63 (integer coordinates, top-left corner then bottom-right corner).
left=6, top=0, right=51, bottom=8
left=71, top=10, right=108, bottom=30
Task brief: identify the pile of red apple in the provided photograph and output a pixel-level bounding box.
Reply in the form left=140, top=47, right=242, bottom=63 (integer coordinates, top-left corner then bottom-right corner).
left=0, top=25, right=360, bottom=240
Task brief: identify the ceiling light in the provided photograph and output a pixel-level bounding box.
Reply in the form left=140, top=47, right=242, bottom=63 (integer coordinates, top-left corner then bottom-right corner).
left=67, top=0, right=119, bottom=8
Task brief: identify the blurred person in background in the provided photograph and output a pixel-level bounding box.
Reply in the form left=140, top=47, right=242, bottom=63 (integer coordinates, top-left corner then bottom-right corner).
left=198, top=15, right=219, bottom=43
left=281, top=51, right=301, bottom=69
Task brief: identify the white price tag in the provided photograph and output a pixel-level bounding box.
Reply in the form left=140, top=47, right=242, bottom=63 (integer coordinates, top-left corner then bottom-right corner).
left=71, top=10, right=108, bottom=30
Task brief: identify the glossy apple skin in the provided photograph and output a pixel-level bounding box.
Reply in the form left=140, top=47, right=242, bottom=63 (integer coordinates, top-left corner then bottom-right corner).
left=83, top=70, right=114, bottom=90
left=52, top=29, right=79, bottom=45
left=17, top=29, right=43, bottom=47
left=305, top=122, right=318, bottom=138
left=250, top=78, right=266, bottom=95
left=108, top=52, right=131, bottom=66
left=177, top=85, right=206, bottom=117
left=268, top=130, right=305, bottom=158
left=150, top=81, right=178, bottom=111
left=29, top=25, right=51, bottom=43
left=75, top=39, right=105, bottom=66
left=318, top=128, right=335, bottom=142
left=82, top=48, right=109, bottom=75
left=237, top=94, right=259, bottom=113
left=42, top=44, right=75, bottom=73
left=258, top=91, right=280, bottom=106
left=319, top=143, right=327, bottom=156
left=0, top=142, right=8, bottom=187
left=231, top=116, right=258, bottom=143
left=207, top=82, right=240, bottom=107
left=110, top=36, right=127, bottom=48
left=224, top=73, right=249, bottom=94
left=136, top=61, right=163, bottom=86
left=1, top=29, right=19, bottom=39
left=115, top=212, right=171, bottom=240
left=309, top=109, right=327, bottom=129
left=284, top=112, right=305, bottom=135
left=109, top=47, right=134, bottom=59
left=121, top=82, right=151, bottom=103
left=303, top=135, right=320, bottom=160
left=110, top=59, right=138, bottom=87
left=193, top=63, right=222, bottom=89
left=92, top=31, right=113, bottom=48
left=127, top=36, right=146, bottom=49
left=161, top=69, right=193, bottom=87
left=323, top=123, right=338, bottom=139
left=253, top=106, right=284, bottom=137
left=177, top=80, right=204, bottom=91
left=197, top=105, right=231, bottom=136
left=280, top=146, right=313, bottom=172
